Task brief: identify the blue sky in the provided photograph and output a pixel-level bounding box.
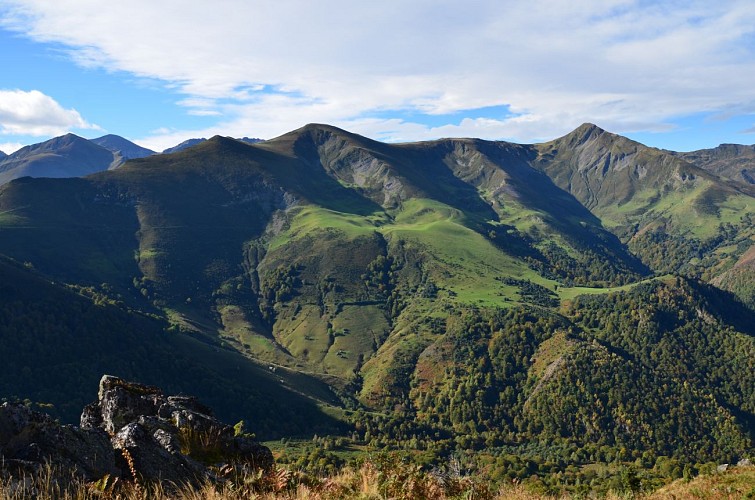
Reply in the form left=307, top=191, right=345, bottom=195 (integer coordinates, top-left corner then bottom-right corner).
left=1, top=0, right=755, bottom=154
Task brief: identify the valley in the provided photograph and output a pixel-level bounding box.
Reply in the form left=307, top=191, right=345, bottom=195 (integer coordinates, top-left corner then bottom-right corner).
left=0, top=123, right=753, bottom=496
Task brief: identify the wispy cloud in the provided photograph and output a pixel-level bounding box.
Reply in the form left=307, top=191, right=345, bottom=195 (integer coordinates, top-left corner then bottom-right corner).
left=3, top=0, right=755, bottom=148
left=0, top=89, right=98, bottom=136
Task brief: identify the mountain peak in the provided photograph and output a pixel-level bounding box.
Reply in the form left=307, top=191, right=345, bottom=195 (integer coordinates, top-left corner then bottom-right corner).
left=62, top=132, right=88, bottom=141
left=91, top=134, right=155, bottom=160
left=573, top=122, right=607, bottom=137
left=58, top=132, right=86, bottom=142
left=19, top=133, right=92, bottom=154
left=294, top=123, right=381, bottom=148
left=165, top=136, right=251, bottom=156
left=0, top=150, right=6, bottom=158
left=264, top=123, right=374, bottom=155
left=5, top=133, right=106, bottom=160
left=162, top=138, right=207, bottom=154
left=290, top=123, right=365, bottom=140
left=206, top=135, right=244, bottom=147
left=543, top=122, right=610, bottom=148
left=301, top=123, right=347, bottom=133
left=0, top=133, right=117, bottom=185
left=576, top=122, right=602, bottom=131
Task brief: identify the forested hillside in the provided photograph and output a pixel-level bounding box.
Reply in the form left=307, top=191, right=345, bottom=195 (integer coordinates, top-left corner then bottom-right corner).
left=0, top=257, right=340, bottom=437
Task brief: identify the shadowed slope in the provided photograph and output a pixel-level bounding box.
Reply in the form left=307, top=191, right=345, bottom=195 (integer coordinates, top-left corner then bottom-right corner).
left=0, top=256, right=341, bottom=437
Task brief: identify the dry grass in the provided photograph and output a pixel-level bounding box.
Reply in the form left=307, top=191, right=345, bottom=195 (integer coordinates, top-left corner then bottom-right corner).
left=1, top=462, right=752, bottom=500
left=646, top=464, right=755, bottom=499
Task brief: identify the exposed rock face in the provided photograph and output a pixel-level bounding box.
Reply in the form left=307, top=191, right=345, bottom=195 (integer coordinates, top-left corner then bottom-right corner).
left=0, top=375, right=273, bottom=487
left=0, top=402, right=118, bottom=480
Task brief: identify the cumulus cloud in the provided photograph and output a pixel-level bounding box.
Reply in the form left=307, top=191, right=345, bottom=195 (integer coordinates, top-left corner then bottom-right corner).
left=0, top=141, right=24, bottom=154
left=3, top=0, right=755, bottom=145
left=0, top=89, right=97, bottom=136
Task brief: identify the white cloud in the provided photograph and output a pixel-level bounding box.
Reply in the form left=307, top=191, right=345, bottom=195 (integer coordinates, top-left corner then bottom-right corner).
left=0, top=89, right=97, bottom=136
left=0, top=141, right=24, bottom=154
left=3, top=0, right=755, bottom=145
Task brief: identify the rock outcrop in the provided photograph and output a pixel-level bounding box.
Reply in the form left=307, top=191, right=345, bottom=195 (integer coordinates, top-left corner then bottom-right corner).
left=0, top=402, right=118, bottom=481
left=0, top=375, right=272, bottom=487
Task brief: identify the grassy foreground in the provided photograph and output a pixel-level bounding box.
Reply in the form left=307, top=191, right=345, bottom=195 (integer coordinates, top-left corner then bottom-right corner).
left=1, top=460, right=752, bottom=499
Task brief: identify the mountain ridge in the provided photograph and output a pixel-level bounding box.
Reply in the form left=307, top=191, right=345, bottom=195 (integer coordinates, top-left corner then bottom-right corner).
left=0, top=123, right=654, bottom=380
left=676, top=142, right=755, bottom=186
left=0, top=121, right=753, bottom=476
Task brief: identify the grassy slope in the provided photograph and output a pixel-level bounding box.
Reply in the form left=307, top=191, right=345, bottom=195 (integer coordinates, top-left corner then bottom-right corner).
left=648, top=464, right=755, bottom=499
left=252, top=195, right=650, bottom=405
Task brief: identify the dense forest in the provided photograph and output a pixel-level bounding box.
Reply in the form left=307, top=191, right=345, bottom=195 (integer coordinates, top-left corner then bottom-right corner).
left=268, top=278, right=754, bottom=495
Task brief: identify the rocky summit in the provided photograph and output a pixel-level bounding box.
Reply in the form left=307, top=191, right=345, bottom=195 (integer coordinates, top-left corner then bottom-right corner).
left=0, top=375, right=272, bottom=488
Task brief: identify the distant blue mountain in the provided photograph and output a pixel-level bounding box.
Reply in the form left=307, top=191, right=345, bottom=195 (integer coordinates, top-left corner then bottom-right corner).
left=0, top=134, right=118, bottom=186
left=163, top=136, right=263, bottom=154
left=162, top=138, right=207, bottom=154
left=91, top=134, right=155, bottom=164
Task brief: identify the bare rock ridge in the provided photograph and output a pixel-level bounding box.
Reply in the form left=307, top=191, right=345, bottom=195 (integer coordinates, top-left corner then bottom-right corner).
left=0, top=375, right=272, bottom=486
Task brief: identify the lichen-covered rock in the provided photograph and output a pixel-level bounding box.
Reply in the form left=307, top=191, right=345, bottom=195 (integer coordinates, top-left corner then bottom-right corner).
left=1, top=375, right=273, bottom=487
left=83, top=375, right=274, bottom=474
left=87, top=375, right=163, bottom=434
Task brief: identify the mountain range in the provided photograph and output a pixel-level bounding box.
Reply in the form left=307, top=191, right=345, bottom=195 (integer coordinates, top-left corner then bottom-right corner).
left=0, top=134, right=120, bottom=186
left=0, top=123, right=752, bottom=477
left=676, top=144, right=755, bottom=186
left=0, top=134, right=264, bottom=186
